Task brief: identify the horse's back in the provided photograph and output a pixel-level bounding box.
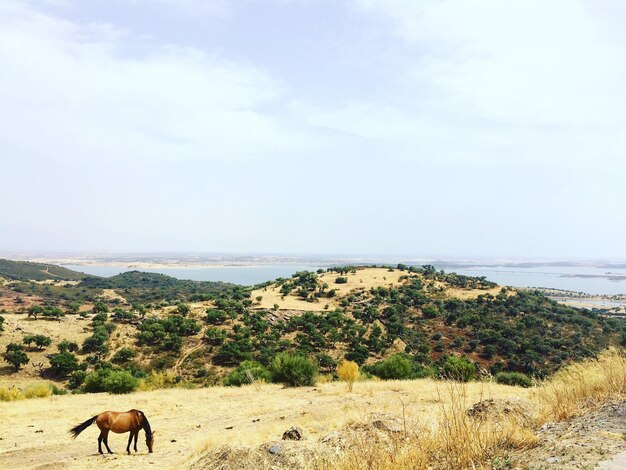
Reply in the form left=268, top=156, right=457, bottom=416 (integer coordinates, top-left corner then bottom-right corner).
left=96, top=410, right=141, bottom=433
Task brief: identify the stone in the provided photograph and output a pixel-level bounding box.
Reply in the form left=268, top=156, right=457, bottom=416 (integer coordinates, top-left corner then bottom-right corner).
left=282, top=426, right=305, bottom=441
left=268, top=445, right=282, bottom=455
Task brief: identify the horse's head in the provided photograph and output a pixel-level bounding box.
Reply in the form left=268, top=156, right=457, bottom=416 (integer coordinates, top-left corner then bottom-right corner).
left=147, top=430, right=155, bottom=453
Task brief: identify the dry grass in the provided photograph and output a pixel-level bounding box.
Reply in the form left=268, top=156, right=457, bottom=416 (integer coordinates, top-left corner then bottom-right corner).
left=319, top=382, right=537, bottom=470
left=533, top=348, right=626, bottom=422
left=0, top=378, right=529, bottom=469
left=0, top=382, right=54, bottom=401
left=251, top=267, right=502, bottom=312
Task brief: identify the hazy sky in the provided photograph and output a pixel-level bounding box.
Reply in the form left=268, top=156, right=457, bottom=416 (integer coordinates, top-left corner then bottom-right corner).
left=1, top=0, right=625, bottom=259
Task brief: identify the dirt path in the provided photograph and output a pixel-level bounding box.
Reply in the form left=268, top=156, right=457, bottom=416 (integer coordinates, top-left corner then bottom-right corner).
left=512, top=400, right=626, bottom=469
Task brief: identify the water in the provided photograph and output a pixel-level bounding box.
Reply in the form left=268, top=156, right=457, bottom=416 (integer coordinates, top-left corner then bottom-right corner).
left=62, top=263, right=626, bottom=294
left=62, top=265, right=323, bottom=286
left=449, top=266, right=626, bottom=295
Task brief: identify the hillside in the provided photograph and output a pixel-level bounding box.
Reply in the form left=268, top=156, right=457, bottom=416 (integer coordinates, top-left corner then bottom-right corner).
left=1, top=264, right=623, bottom=394
left=0, top=259, right=88, bottom=281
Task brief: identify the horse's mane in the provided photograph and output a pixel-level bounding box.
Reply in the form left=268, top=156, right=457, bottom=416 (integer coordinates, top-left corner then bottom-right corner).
left=137, top=410, right=152, bottom=439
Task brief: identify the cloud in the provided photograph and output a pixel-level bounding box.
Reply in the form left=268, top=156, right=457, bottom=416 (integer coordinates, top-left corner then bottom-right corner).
left=0, top=2, right=313, bottom=166
left=308, top=0, right=626, bottom=168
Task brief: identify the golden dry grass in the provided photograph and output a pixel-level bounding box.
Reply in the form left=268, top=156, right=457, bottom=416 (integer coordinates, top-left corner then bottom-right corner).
left=0, top=313, right=93, bottom=384
left=251, top=267, right=501, bottom=312
left=533, top=348, right=626, bottom=422
left=0, top=378, right=528, bottom=469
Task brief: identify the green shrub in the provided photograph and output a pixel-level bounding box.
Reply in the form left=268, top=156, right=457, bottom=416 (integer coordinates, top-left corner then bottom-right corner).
left=335, top=277, right=348, bottom=284
left=270, top=353, right=317, bottom=387
left=224, top=361, right=271, bottom=386
left=82, top=368, right=139, bottom=394
left=102, top=370, right=139, bottom=394
left=495, top=371, right=533, bottom=388
left=367, top=354, right=414, bottom=380
left=68, top=370, right=87, bottom=390
left=442, top=356, right=476, bottom=382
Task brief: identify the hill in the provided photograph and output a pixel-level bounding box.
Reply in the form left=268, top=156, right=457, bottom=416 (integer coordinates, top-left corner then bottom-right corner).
left=0, top=258, right=88, bottom=281
left=1, top=264, right=623, bottom=393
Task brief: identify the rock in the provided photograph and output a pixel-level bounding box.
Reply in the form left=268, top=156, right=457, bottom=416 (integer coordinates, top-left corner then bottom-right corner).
left=372, top=419, right=403, bottom=433
left=545, top=457, right=560, bottom=463
left=268, top=444, right=282, bottom=455
left=282, top=427, right=305, bottom=441
left=319, top=431, right=343, bottom=445
left=467, top=397, right=535, bottom=426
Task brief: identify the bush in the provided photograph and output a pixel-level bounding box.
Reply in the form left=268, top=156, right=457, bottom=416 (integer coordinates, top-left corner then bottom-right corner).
left=82, top=368, right=139, bottom=394
left=367, top=354, right=413, bottom=380
left=337, top=360, right=359, bottom=392
left=442, top=356, right=476, bottom=382
left=0, top=386, right=24, bottom=401
left=495, top=371, right=533, bottom=388
left=68, top=370, right=87, bottom=390
left=138, top=371, right=178, bottom=391
left=102, top=370, right=139, bottom=394
left=270, top=353, right=317, bottom=387
left=224, top=361, right=271, bottom=387
left=23, top=383, right=52, bottom=399
left=335, top=277, right=348, bottom=284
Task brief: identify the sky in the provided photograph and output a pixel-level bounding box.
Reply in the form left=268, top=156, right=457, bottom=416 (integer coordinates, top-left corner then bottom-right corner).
left=1, top=0, right=625, bottom=260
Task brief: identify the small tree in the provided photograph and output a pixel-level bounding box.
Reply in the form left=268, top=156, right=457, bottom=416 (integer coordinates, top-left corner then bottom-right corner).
left=177, top=303, right=190, bottom=316
left=49, top=352, right=80, bottom=377
left=93, top=302, right=109, bottom=314
left=3, top=343, right=29, bottom=372
left=337, top=360, right=359, bottom=392
left=112, top=348, right=137, bottom=364
left=33, top=335, right=52, bottom=350
left=58, top=339, right=79, bottom=353
left=23, top=334, right=37, bottom=348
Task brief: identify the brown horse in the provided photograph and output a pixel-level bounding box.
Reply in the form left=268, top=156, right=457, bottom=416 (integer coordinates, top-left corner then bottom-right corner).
left=69, top=409, right=155, bottom=454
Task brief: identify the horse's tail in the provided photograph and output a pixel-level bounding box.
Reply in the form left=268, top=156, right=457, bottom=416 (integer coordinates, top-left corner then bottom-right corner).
left=69, top=415, right=98, bottom=439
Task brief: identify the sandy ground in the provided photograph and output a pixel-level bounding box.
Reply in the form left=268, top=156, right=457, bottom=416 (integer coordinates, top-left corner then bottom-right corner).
left=0, top=380, right=528, bottom=470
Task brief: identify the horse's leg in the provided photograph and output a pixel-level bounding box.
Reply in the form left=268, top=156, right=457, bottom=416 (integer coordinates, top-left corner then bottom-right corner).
left=98, top=432, right=104, bottom=455
left=126, top=432, right=133, bottom=454
left=102, top=430, right=113, bottom=454
left=133, top=431, right=139, bottom=452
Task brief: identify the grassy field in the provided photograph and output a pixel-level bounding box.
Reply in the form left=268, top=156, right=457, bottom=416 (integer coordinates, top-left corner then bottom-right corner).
left=0, top=378, right=528, bottom=469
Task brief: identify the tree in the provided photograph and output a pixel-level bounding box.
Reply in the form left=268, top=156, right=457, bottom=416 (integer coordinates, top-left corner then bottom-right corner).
left=177, top=303, right=190, bottom=316
left=337, top=360, right=359, bottom=392
left=67, top=302, right=82, bottom=315
left=58, top=340, right=79, bottom=353
left=112, top=348, right=136, bottom=364
left=49, top=352, right=80, bottom=377
left=33, top=335, right=52, bottom=350
left=2, top=343, right=29, bottom=372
